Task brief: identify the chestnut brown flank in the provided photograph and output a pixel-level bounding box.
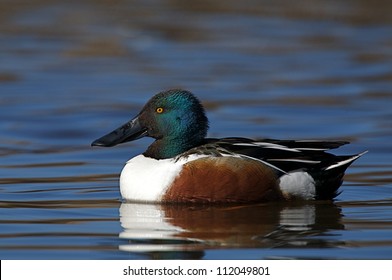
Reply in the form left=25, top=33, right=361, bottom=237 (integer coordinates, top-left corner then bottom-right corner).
left=163, top=157, right=282, bottom=203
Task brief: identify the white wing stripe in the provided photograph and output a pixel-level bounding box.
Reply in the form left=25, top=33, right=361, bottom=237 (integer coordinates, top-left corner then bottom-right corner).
left=239, top=154, right=287, bottom=174
left=325, top=151, right=368, bottom=171
left=234, top=142, right=301, bottom=152
left=269, top=159, right=321, bottom=164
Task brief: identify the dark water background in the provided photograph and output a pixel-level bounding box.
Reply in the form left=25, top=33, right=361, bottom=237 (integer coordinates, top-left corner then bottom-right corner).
left=1, top=0, right=392, bottom=259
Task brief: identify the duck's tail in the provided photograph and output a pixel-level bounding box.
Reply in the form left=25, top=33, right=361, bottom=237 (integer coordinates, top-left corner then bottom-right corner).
left=279, top=151, right=367, bottom=200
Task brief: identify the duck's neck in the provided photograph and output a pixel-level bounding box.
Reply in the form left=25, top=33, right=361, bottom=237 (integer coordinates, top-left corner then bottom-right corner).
left=143, top=137, right=202, bottom=160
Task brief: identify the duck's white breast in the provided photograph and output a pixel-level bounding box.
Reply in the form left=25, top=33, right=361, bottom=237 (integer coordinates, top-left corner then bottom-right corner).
left=119, top=154, right=206, bottom=202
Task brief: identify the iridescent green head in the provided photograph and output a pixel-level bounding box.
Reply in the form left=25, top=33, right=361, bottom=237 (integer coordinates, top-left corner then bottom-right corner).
left=92, top=89, right=209, bottom=159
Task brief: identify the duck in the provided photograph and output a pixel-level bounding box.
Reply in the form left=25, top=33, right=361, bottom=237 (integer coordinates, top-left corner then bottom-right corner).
left=92, top=89, right=366, bottom=203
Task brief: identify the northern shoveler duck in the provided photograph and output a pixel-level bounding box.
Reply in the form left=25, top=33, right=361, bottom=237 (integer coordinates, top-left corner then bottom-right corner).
left=92, top=89, right=366, bottom=203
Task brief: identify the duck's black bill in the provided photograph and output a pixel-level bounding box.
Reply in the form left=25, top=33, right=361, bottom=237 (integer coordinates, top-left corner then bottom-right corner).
left=91, top=116, right=147, bottom=147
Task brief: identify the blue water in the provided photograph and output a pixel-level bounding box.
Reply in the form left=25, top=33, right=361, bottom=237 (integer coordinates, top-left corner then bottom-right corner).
left=1, top=0, right=392, bottom=259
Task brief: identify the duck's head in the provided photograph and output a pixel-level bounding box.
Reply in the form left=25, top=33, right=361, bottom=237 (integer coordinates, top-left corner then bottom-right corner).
left=92, top=89, right=209, bottom=159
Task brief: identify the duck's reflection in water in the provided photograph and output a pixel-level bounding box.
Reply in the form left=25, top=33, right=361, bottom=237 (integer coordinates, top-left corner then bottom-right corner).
left=119, top=202, right=343, bottom=259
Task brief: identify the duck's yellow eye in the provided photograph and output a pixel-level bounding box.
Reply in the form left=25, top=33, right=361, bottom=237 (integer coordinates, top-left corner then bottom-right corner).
left=156, top=107, right=164, bottom=114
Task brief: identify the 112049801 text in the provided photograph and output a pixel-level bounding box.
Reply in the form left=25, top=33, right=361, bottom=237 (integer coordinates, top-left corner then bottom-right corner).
left=216, top=266, right=270, bottom=276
